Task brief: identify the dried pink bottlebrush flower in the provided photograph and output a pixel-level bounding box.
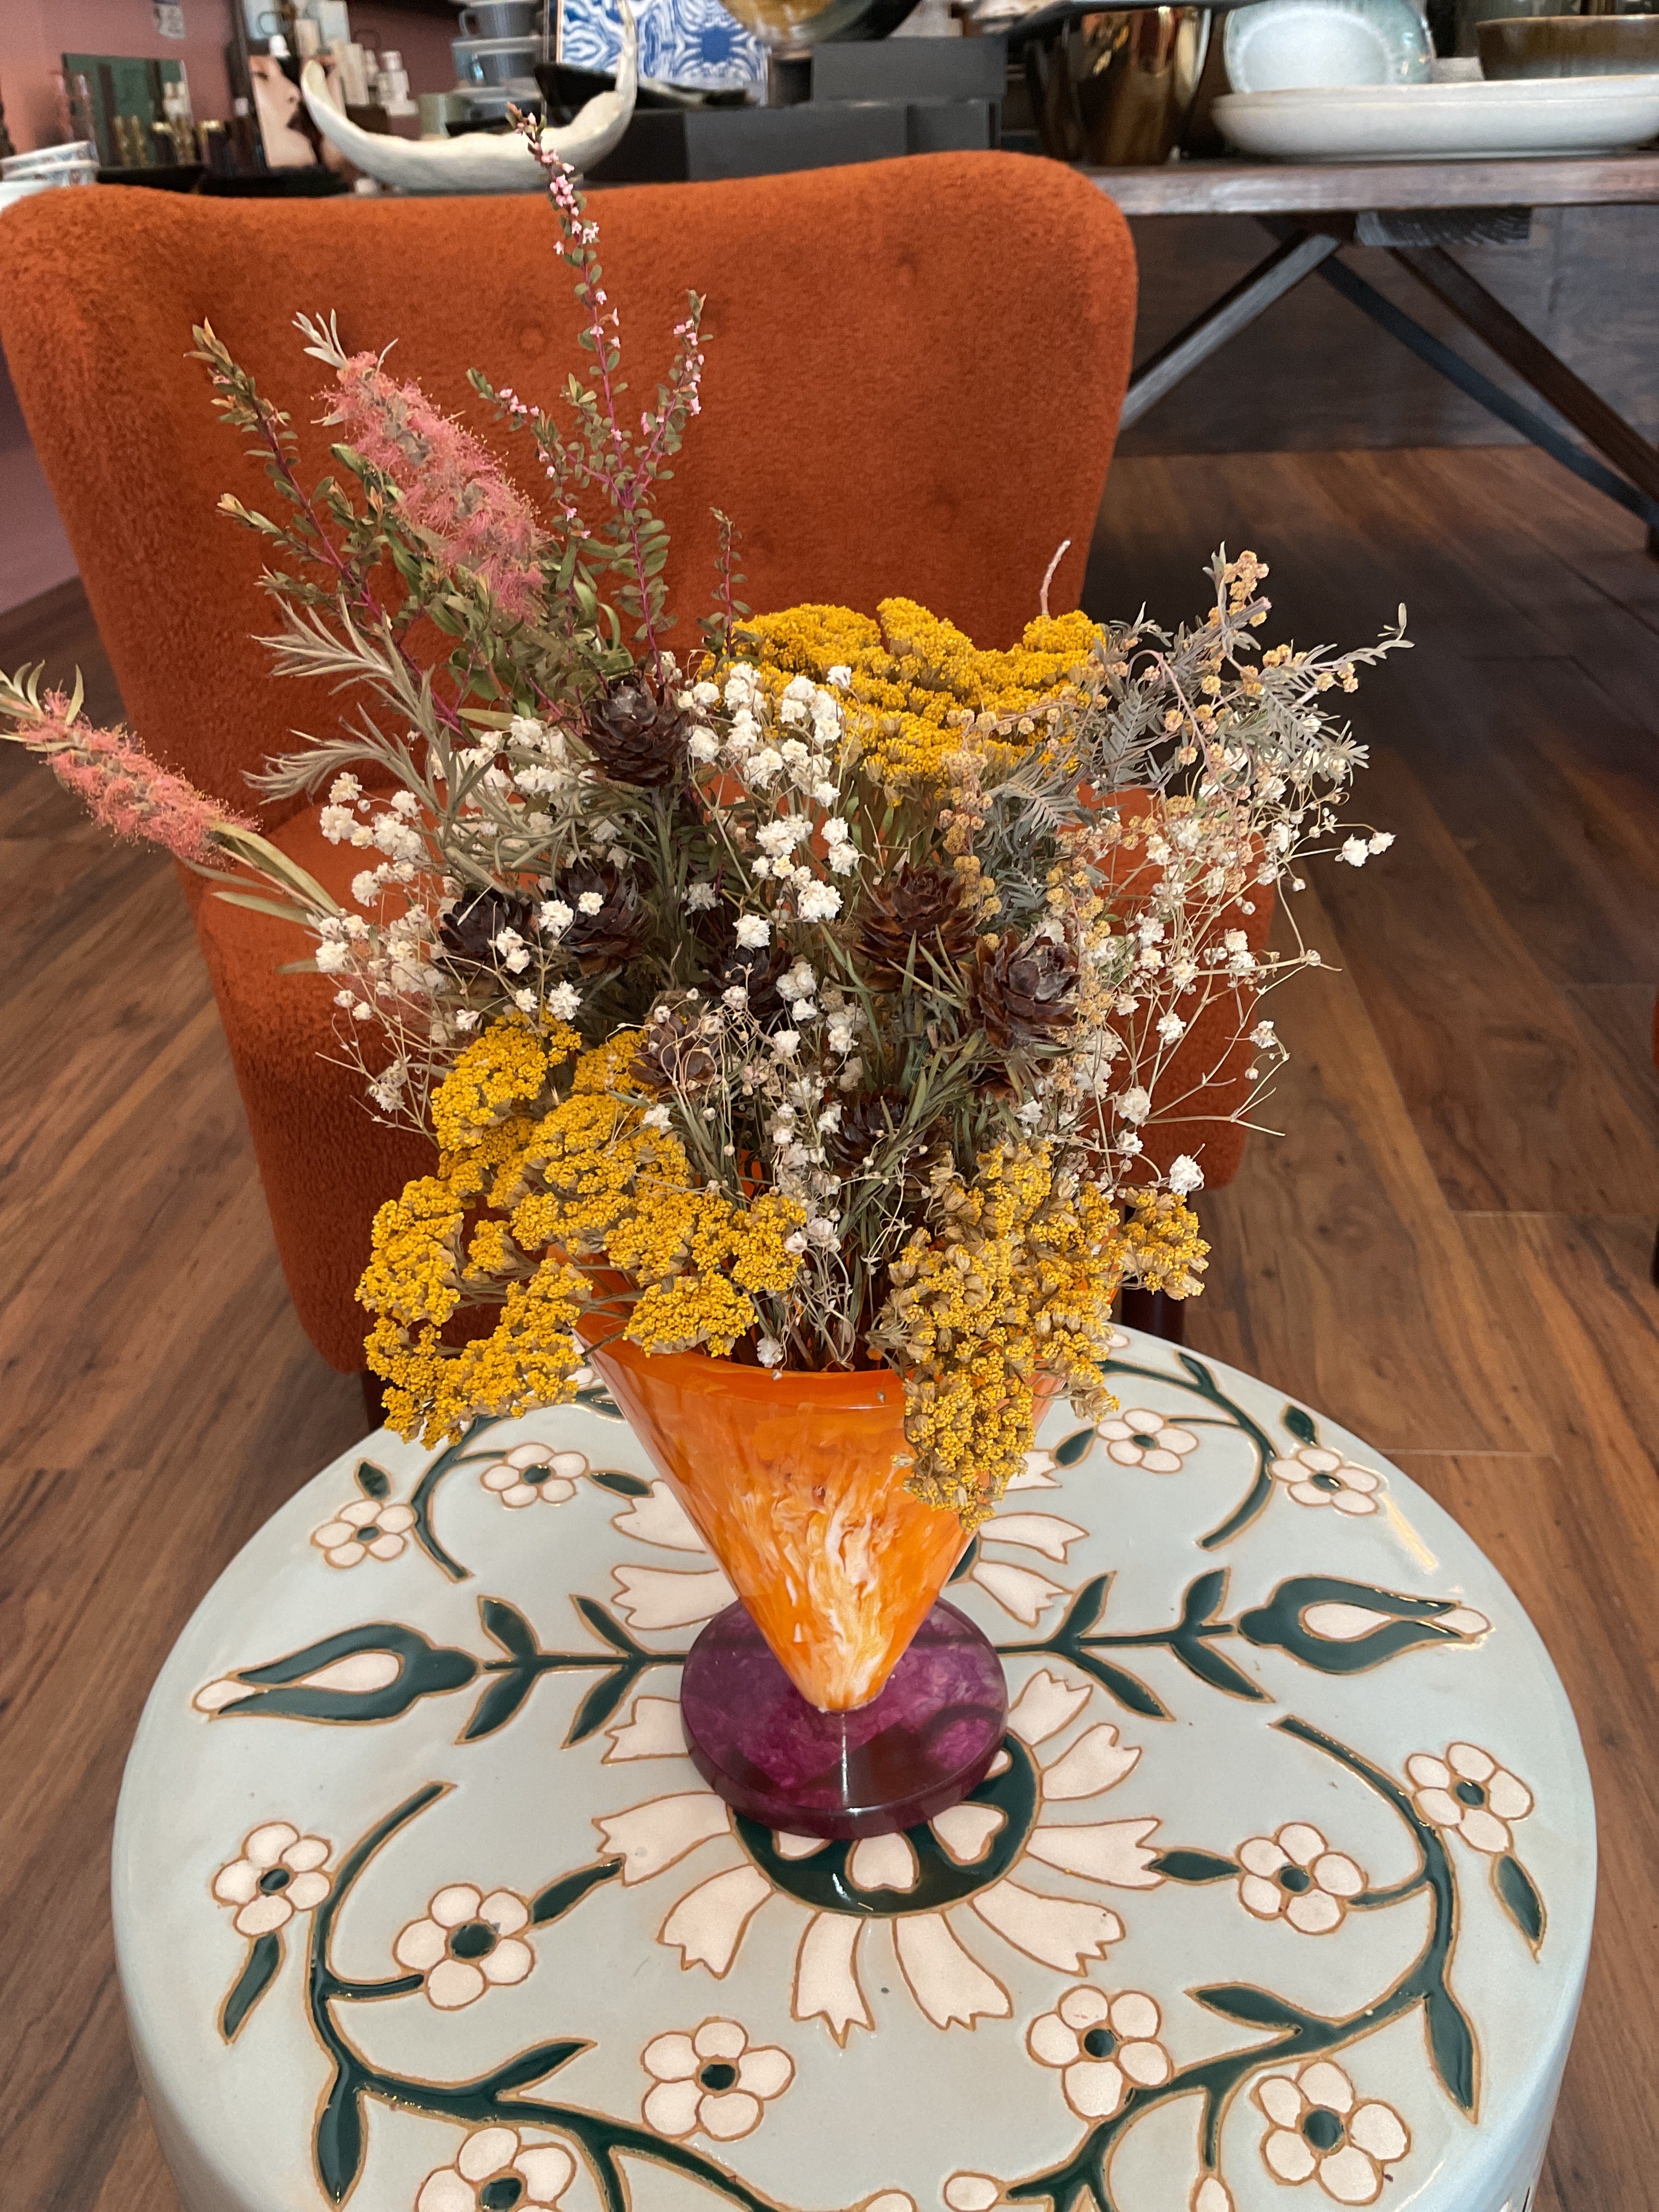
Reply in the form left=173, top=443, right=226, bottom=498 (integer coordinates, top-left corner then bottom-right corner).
left=32, top=696, right=257, bottom=865
left=328, top=356, right=548, bottom=623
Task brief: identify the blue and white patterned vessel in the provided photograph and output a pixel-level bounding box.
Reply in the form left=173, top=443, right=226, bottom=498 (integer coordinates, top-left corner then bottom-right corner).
left=559, top=0, right=765, bottom=92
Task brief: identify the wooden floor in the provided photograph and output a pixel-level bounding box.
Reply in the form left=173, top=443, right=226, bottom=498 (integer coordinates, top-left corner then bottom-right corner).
left=3, top=446, right=1656, bottom=2210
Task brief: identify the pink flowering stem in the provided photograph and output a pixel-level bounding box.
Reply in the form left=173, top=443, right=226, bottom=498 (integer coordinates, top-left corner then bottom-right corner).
left=12, top=693, right=259, bottom=866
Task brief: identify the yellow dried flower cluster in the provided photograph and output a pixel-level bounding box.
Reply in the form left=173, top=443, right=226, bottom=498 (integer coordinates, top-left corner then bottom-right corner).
left=358, top=1019, right=805, bottom=1442
left=873, top=1144, right=1208, bottom=1528
left=740, top=599, right=1102, bottom=787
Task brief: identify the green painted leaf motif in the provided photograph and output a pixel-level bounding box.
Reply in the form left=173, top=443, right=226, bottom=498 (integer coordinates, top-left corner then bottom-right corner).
left=1070, top=1648, right=1170, bottom=1719
left=1177, top=1352, right=1218, bottom=1393
left=317, top=2067, right=365, bottom=2203
left=219, top=1931, right=281, bottom=2040
left=484, top=2038, right=592, bottom=2093
left=461, top=1668, right=538, bottom=1742
left=1058, top=1573, right=1112, bottom=1640
left=1425, top=1985, right=1479, bottom=2113
left=218, top=1622, right=478, bottom=1723
left=353, top=1460, right=392, bottom=1500
left=566, top=1663, right=637, bottom=1746
left=1193, top=1983, right=1310, bottom=2030
left=1052, top=1426, right=1096, bottom=1468
left=480, top=1597, right=538, bottom=1660
left=587, top=1468, right=651, bottom=1498
left=573, top=1383, right=624, bottom=1422
left=531, top=1857, right=623, bottom=1926
left=1493, top=1853, right=1545, bottom=1950
left=1149, top=1848, right=1239, bottom=1884
left=1180, top=1568, right=1229, bottom=1626
left=1169, top=1635, right=1270, bottom=1702
left=1237, top=1576, right=1479, bottom=1674
left=573, top=1596, right=644, bottom=1656
left=1282, top=1406, right=1318, bottom=1446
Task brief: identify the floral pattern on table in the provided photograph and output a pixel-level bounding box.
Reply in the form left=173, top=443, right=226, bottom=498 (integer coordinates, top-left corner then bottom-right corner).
left=131, top=1332, right=1587, bottom=2212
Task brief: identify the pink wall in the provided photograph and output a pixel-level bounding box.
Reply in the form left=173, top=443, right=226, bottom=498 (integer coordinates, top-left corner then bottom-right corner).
left=0, top=4, right=460, bottom=156
left=0, top=0, right=235, bottom=154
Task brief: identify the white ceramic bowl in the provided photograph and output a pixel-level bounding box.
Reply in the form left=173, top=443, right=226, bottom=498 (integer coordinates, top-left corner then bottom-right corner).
left=1224, top=0, right=1432, bottom=93
left=1215, top=72, right=1659, bottom=157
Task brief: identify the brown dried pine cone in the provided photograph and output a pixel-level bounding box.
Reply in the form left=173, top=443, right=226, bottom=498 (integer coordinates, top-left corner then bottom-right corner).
left=555, top=858, right=650, bottom=972
left=970, top=930, right=1079, bottom=1051
left=854, top=864, right=979, bottom=990
left=582, top=676, right=688, bottom=788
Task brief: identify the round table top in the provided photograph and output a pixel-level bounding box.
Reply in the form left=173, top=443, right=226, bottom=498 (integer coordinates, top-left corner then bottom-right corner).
left=115, top=1329, right=1593, bottom=2212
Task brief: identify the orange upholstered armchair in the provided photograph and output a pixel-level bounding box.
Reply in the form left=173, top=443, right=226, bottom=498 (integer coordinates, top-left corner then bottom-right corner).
left=0, top=153, right=1247, bottom=1375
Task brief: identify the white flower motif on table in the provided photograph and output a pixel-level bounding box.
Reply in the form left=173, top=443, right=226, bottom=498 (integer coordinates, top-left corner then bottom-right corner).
left=641, top=2017, right=794, bottom=2141
left=211, top=1821, right=330, bottom=1936
left=1237, top=1822, right=1366, bottom=1934
left=1254, top=2060, right=1410, bottom=2204
left=1407, top=1742, right=1533, bottom=1855
left=1026, top=1983, right=1173, bottom=2117
left=310, top=1496, right=417, bottom=1566
left=393, top=1883, right=535, bottom=2009
left=480, top=1443, right=589, bottom=1509
left=1268, top=1447, right=1381, bottom=1516
left=592, top=1667, right=1160, bottom=2041
left=416, top=2129, right=574, bottom=2212
left=1097, top=1408, right=1200, bottom=1474
left=960, top=1506, right=1090, bottom=1626
left=944, top=2179, right=1004, bottom=2212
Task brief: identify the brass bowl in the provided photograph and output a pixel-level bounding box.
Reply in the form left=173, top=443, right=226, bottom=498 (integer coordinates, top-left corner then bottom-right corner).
left=1021, top=8, right=1214, bottom=166
left=716, top=0, right=922, bottom=52
left=1477, top=12, right=1659, bottom=75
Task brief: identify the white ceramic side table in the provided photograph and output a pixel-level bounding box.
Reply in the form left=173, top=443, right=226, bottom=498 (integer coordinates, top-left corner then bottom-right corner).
left=114, top=1329, right=1593, bottom=2212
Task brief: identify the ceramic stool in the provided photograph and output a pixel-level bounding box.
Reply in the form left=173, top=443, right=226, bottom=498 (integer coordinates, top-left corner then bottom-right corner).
left=115, top=1329, right=1593, bottom=2212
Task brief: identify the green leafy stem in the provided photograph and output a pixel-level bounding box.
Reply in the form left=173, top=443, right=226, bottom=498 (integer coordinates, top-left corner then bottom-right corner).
left=1005, top=1716, right=1485, bottom=2212
left=206, top=1594, right=687, bottom=1747
left=998, top=1566, right=1488, bottom=1722
left=1101, top=1351, right=1319, bottom=1549
left=300, top=1783, right=786, bottom=2212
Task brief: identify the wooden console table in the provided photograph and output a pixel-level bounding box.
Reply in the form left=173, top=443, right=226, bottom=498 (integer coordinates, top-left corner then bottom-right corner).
left=1086, top=154, right=1659, bottom=540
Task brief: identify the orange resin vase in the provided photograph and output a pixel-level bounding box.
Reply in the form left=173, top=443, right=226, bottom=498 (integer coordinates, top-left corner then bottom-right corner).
left=586, top=1338, right=968, bottom=1713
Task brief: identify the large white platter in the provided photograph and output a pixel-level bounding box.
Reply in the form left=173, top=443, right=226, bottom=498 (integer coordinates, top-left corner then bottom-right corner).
left=1215, top=73, right=1659, bottom=160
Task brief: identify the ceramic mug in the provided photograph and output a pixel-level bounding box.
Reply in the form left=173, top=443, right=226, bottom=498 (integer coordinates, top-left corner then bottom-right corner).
left=457, top=2, right=540, bottom=35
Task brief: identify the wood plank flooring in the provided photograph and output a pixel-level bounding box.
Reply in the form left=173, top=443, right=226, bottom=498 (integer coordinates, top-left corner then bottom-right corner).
left=3, top=453, right=1656, bottom=2210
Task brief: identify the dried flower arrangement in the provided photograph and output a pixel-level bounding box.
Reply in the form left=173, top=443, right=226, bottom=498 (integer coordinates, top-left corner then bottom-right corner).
left=1, top=151, right=1404, bottom=1531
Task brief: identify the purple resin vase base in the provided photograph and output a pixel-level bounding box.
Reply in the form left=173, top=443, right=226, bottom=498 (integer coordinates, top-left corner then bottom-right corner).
left=679, top=1598, right=1008, bottom=1839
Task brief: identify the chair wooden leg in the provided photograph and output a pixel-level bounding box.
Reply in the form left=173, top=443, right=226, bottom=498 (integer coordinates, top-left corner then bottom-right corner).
left=1118, top=1286, right=1187, bottom=1344
left=360, top=1370, right=387, bottom=1429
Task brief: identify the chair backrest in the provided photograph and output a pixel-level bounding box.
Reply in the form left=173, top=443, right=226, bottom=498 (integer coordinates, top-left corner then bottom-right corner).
left=0, top=154, right=1135, bottom=818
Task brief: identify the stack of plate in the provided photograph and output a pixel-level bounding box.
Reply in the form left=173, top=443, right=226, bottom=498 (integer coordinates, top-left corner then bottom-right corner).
left=1217, top=0, right=1659, bottom=155
left=1, top=140, right=99, bottom=213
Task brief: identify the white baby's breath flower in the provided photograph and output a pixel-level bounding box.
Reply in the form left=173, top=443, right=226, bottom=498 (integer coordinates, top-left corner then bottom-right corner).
left=545, top=983, right=582, bottom=1020
left=748, top=748, right=785, bottom=788
left=1116, top=1087, right=1151, bottom=1126
left=1368, top=831, right=1395, bottom=854
left=688, top=730, right=720, bottom=763
left=692, top=680, right=720, bottom=707
left=1340, top=836, right=1370, bottom=867
left=513, top=989, right=538, bottom=1014
left=826, top=663, right=852, bottom=686
left=756, top=1338, right=785, bottom=1368
left=643, top=1104, right=673, bottom=1131
left=769, top=1030, right=801, bottom=1059
left=735, top=915, right=771, bottom=950
left=1167, top=1155, right=1205, bottom=1196
left=316, top=939, right=352, bottom=975
left=538, top=900, right=573, bottom=935
left=798, top=882, right=842, bottom=923
left=352, top=870, right=382, bottom=907
left=577, top=891, right=605, bottom=915
left=685, top=882, right=717, bottom=911
left=509, top=714, right=544, bottom=744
